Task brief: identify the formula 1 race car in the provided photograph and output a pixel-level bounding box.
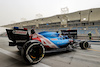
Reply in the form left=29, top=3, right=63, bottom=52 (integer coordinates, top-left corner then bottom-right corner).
left=6, top=27, right=90, bottom=64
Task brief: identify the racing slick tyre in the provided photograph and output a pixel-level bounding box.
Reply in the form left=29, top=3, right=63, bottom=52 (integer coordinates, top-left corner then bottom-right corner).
left=79, top=41, right=89, bottom=49
left=21, top=41, right=45, bottom=64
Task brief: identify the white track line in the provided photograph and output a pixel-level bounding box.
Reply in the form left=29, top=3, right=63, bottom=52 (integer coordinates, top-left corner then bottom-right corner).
left=33, top=63, right=51, bottom=67
left=0, top=48, right=51, bottom=67
left=0, top=48, right=23, bottom=61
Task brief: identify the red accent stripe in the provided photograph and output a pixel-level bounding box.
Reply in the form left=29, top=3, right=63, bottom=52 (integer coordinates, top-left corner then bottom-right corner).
left=36, top=34, right=51, bottom=44
left=32, top=38, right=41, bottom=42
left=44, top=45, right=50, bottom=48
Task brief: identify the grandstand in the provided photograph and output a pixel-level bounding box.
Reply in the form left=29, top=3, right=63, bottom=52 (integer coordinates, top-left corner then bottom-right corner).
left=1, top=8, right=100, bottom=36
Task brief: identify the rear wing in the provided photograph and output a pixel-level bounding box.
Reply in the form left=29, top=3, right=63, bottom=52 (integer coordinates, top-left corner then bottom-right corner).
left=6, top=29, right=29, bottom=43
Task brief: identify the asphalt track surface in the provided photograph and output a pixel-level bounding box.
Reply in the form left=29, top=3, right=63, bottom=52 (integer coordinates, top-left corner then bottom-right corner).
left=0, top=37, right=100, bottom=67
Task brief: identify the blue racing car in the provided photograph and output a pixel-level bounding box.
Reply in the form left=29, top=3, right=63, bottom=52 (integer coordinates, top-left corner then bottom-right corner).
left=6, top=27, right=90, bottom=64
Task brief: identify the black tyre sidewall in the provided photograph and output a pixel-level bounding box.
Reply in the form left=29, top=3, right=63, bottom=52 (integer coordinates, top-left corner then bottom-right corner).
left=21, top=41, right=45, bottom=64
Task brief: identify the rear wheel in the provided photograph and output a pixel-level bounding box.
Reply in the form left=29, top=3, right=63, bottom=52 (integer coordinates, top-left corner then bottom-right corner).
left=21, top=41, right=45, bottom=64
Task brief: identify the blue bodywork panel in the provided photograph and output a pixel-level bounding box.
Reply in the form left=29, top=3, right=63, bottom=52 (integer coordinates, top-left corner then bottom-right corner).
left=39, top=31, right=70, bottom=48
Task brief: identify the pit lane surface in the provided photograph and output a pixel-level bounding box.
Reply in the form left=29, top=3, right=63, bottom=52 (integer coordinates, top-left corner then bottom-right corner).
left=0, top=37, right=100, bottom=67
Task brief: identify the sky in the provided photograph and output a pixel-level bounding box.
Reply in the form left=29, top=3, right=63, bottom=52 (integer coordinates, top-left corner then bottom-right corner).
left=0, top=0, right=100, bottom=34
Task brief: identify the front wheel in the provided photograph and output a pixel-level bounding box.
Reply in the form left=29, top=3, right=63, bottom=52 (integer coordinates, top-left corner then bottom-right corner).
left=21, top=41, right=45, bottom=64
left=79, top=41, right=89, bottom=49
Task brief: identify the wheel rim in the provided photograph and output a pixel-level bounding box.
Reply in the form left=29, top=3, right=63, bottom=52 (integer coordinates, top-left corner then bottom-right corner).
left=85, top=42, right=88, bottom=48
left=83, top=42, right=88, bottom=49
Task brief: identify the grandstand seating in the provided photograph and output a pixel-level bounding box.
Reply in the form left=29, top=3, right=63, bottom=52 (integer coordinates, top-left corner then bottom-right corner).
left=34, top=26, right=99, bottom=36
left=97, top=29, right=100, bottom=34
